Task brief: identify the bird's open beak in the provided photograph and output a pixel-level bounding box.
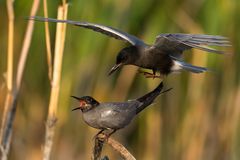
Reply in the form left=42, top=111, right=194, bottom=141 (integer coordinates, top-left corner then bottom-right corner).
left=72, top=107, right=81, bottom=111
left=108, top=63, right=122, bottom=75
left=71, top=96, right=81, bottom=100
left=71, top=96, right=85, bottom=111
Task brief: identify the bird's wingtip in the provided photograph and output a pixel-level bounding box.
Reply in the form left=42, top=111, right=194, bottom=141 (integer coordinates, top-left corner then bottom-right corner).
left=27, top=16, right=38, bottom=20
left=160, top=88, right=173, bottom=94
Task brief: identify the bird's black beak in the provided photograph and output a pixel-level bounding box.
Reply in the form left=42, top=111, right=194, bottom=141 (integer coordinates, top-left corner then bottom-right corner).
left=71, top=96, right=81, bottom=100
left=71, top=96, right=83, bottom=111
left=108, top=63, right=122, bottom=75
left=72, top=107, right=81, bottom=111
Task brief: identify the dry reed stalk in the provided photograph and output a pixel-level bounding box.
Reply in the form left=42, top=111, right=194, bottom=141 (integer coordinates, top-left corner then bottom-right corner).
left=92, top=137, right=104, bottom=160
left=43, top=0, right=53, bottom=81
left=16, top=0, right=40, bottom=90
left=0, top=0, right=40, bottom=159
left=107, top=137, right=136, bottom=160
left=0, top=0, right=14, bottom=153
left=6, top=0, right=14, bottom=92
left=93, top=134, right=136, bottom=160
left=43, top=4, right=68, bottom=160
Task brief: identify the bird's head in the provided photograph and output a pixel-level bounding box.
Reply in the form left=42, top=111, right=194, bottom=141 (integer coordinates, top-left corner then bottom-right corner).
left=108, top=46, right=139, bottom=75
left=71, top=96, right=100, bottom=112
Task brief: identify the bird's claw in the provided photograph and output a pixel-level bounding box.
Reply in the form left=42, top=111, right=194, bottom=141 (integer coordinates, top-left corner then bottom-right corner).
left=95, top=134, right=107, bottom=142
left=145, top=75, right=163, bottom=79
left=138, top=70, right=163, bottom=79
left=93, top=129, right=116, bottom=141
left=93, top=129, right=105, bottom=141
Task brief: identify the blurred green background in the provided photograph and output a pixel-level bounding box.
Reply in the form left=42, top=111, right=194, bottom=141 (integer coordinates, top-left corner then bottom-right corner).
left=1, top=0, right=240, bottom=159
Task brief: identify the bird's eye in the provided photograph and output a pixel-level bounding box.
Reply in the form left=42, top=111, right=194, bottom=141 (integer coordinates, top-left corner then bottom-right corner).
left=121, top=55, right=128, bottom=62
left=88, top=97, right=95, bottom=103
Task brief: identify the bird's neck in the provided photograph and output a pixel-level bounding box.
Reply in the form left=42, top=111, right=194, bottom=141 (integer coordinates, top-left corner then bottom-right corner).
left=81, top=101, right=100, bottom=113
left=81, top=105, right=96, bottom=113
left=126, top=46, right=143, bottom=65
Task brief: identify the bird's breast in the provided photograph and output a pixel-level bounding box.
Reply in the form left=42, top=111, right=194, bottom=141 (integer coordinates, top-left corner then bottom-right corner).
left=137, top=49, right=173, bottom=75
left=82, top=110, right=102, bottom=129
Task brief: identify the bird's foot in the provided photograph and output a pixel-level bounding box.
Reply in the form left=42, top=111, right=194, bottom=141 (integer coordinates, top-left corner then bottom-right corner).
left=93, top=129, right=105, bottom=140
left=106, top=129, right=116, bottom=138
left=138, top=70, right=163, bottom=79
left=94, top=129, right=116, bottom=142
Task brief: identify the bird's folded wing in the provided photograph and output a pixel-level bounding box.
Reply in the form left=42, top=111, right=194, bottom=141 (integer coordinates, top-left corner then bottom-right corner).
left=29, top=16, right=145, bottom=46
left=154, top=33, right=231, bottom=54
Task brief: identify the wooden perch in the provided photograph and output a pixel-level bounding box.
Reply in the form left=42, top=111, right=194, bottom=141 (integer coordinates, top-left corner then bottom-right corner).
left=92, top=134, right=136, bottom=160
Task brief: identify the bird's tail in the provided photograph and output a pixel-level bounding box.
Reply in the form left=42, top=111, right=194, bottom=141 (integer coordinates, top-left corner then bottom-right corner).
left=178, top=61, right=207, bottom=73
left=136, top=82, right=172, bottom=114
left=171, top=55, right=208, bottom=73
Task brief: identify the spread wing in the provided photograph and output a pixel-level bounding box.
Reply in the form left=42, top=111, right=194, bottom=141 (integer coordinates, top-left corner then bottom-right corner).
left=154, top=33, right=231, bottom=55
left=29, top=16, right=145, bottom=46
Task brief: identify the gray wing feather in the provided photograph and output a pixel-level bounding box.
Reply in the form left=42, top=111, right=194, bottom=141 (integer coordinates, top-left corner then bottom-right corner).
left=29, top=16, right=145, bottom=46
left=97, top=102, right=139, bottom=129
left=154, top=33, right=230, bottom=54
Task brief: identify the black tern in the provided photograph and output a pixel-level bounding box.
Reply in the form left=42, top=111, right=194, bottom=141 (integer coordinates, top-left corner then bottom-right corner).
left=71, top=82, right=171, bottom=137
left=30, top=16, right=230, bottom=78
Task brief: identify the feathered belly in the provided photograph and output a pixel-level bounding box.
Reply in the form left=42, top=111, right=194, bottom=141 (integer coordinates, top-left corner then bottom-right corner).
left=137, top=53, right=173, bottom=75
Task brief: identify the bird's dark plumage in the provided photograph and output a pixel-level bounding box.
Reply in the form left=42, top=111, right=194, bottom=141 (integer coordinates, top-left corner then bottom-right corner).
left=29, top=16, right=231, bottom=77
left=29, top=16, right=145, bottom=46
left=154, top=33, right=230, bottom=55
left=71, top=82, right=171, bottom=135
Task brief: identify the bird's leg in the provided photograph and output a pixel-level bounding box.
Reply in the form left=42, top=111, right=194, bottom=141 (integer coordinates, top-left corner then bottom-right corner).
left=138, top=69, right=155, bottom=77
left=94, top=129, right=117, bottom=141
left=106, top=129, right=117, bottom=138
left=145, top=74, right=164, bottom=79
left=93, top=129, right=105, bottom=140
left=97, top=129, right=116, bottom=141
left=138, top=69, right=163, bottom=79
left=96, top=129, right=105, bottom=136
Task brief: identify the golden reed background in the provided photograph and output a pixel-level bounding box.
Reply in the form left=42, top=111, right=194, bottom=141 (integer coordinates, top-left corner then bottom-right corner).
left=0, top=0, right=239, bottom=159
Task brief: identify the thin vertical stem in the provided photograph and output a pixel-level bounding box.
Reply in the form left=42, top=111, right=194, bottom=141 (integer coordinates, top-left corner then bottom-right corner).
left=43, top=0, right=53, bottom=81
left=6, top=0, right=14, bottom=92
left=0, top=1, right=15, bottom=159
left=43, top=4, right=68, bottom=160
left=0, top=0, right=40, bottom=159
left=0, top=0, right=15, bottom=146
left=16, top=0, right=40, bottom=90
